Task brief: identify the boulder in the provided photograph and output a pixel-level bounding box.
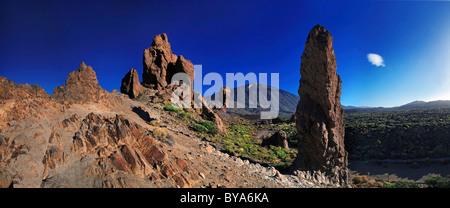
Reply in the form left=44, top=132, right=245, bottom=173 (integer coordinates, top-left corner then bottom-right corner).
left=193, top=92, right=226, bottom=133
left=292, top=25, right=349, bottom=187
left=121, top=68, right=144, bottom=98
left=262, top=130, right=289, bottom=149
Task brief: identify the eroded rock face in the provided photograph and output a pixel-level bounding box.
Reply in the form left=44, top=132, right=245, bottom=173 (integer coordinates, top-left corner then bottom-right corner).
left=0, top=76, right=49, bottom=100
left=142, top=33, right=194, bottom=91
left=121, top=68, right=144, bottom=99
left=293, top=25, right=349, bottom=187
left=0, top=64, right=200, bottom=188
left=141, top=34, right=225, bottom=133
left=52, top=62, right=109, bottom=104
left=50, top=113, right=199, bottom=188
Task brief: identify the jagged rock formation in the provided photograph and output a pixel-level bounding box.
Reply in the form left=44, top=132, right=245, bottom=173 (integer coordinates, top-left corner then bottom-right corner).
left=0, top=64, right=305, bottom=188
left=142, top=33, right=194, bottom=91
left=293, top=25, right=349, bottom=187
left=140, top=33, right=225, bottom=133
left=0, top=65, right=201, bottom=188
left=0, top=76, right=49, bottom=101
left=121, top=68, right=144, bottom=99
left=52, top=62, right=110, bottom=104
left=262, top=130, right=289, bottom=149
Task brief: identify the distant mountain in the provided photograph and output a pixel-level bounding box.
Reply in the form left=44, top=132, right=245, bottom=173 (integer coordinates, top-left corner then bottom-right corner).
left=344, top=100, right=450, bottom=113
left=207, top=83, right=300, bottom=119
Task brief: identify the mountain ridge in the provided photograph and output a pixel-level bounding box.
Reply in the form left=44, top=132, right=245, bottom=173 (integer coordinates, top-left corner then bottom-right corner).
left=344, top=100, right=450, bottom=113
left=206, top=83, right=300, bottom=119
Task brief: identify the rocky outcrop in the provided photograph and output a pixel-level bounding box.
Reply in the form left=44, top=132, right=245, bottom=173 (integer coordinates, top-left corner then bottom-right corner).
left=293, top=25, right=349, bottom=187
left=142, top=33, right=194, bottom=91
left=52, top=62, right=109, bottom=104
left=0, top=76, right=49, bottom=101
left=49, top=113, right=200, bottom=188
left=221, top=86, right=230, bottom=113
left=193, top=93, right=226, bottom=133
left=211, top=86, right=230, bottom=113
left=262, top=130, right=289, bottom=149
left=121, top=68, right=144, bottom=99
left=141, top=34, right=225, bottom=133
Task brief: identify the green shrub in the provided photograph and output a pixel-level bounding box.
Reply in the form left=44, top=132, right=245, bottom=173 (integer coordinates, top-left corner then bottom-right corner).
left=425, top=176, right=450, bottom=188
left=179, top=111, right=186, bottom=117
left=164, top=105, right=179, bottom=112
left=384, top=181, right=420, bottom=188
left=200, top=120, right=219, bottom=135
left=193, top=123, right=209, bottom=133
left=186, top=112, right=194, bottom=120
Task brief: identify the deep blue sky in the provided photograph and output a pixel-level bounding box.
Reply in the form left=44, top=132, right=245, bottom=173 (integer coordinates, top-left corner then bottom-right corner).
left=1, top=0, right=450, bottom=107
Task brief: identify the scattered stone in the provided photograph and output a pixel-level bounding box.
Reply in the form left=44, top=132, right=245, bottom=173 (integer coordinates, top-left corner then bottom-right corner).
left=199, top=172, right=205, bottom=179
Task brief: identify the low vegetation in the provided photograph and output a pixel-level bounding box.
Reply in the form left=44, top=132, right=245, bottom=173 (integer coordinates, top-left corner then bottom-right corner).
left=351, top=174, right=450, bottom=188
left=164, top=104, right=179, bottom=112
left=424, top=175, right=450, bottom=188
left=345, top=108, right=450, bottom=160
left=210, top=121, right=297, bottom=170
left=153, top=127, right=169, bottom=141
left=193, top=120, right=219, bottom=135
left=270, top=122, right=298, bottom=147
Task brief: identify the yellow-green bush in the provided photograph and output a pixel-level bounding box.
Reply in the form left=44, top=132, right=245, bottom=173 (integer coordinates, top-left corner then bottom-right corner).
left=153, top=127, right=169, bottom=141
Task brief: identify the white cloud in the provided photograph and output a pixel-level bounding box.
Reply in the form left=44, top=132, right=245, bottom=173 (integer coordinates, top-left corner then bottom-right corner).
left=367, top=53, right=385, bottom=67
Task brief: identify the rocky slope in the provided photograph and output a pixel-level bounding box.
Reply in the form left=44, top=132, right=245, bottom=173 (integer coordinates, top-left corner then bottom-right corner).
left=0, top=29, right=352, bottom=188
left=0, top=33, right=331, bottom=188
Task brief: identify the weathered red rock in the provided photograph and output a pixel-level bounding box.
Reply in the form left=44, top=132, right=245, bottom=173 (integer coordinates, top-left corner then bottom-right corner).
left=262, top=130, right=289, bottom=149
left=52, top=62, right=109, bottom=103
left=0, top=76, right=49, bottom=100
left=142, top=33, right=195, bottom=90
left=293, top=25, right=349, bottom=186
left=121, top=68, right=144, bottom=98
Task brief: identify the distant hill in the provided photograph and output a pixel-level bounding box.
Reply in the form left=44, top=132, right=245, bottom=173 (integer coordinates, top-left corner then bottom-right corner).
left=344, top=100, right=450, bottom=113
left=207, top=83, right=300, bottom=119
left=207, top=83, right=450, bottom=117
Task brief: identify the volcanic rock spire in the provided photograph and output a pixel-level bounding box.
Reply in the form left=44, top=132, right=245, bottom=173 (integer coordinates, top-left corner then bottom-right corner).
left=293, top=25, right=349, bottom=186
left=142, top=33, right=194, bottom=91
left=121, top=68, right=144, bottom=98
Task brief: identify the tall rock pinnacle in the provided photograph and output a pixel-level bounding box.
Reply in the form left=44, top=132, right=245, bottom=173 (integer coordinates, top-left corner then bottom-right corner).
left=293, top=25, right=349, bottom=186
left=142, top=33, right=194, bottom=91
